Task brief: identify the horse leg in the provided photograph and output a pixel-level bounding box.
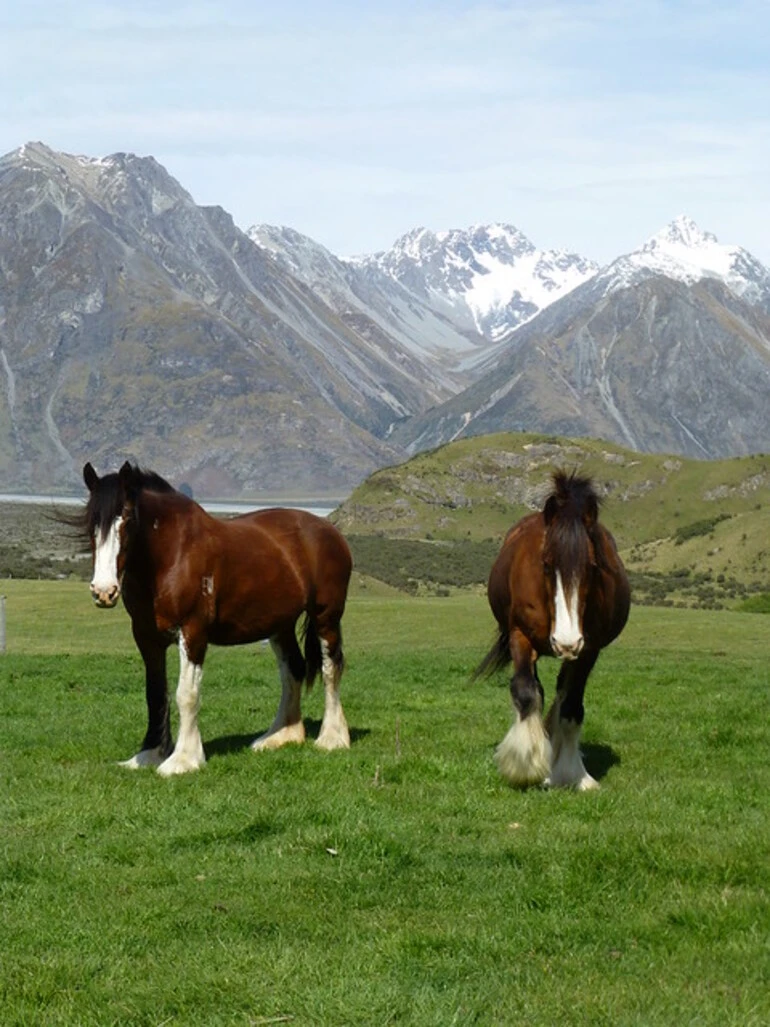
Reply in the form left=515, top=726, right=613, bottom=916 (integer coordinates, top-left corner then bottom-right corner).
left=119, top=626, right=172, bottom=769
left=316, top=624, right=350, bottom=751
left=544, top=651, right=599, bottom=790
left=157, top=631, right=207, bottom=776
left=251, top=632, right=306, bottom=750
left=495, top=630, right=551, bottom=787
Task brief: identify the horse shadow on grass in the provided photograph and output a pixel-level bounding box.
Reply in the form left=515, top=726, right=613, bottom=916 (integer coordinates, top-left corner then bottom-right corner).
left=582, top=742, right=621, bottom=783
left=205, top=720, right=370, bottom=759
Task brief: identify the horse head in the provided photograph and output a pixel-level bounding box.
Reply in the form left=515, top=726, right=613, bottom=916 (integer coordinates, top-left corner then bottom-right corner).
left=83, top=460, right=139, bottom=608
left=541, top=473, right=600, bottom=660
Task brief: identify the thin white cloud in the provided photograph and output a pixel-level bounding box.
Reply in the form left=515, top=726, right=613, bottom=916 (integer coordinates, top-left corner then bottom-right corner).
left=0, top=0, right=768, bottom=264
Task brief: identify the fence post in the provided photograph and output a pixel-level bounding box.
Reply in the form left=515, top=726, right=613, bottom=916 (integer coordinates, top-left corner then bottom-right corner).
left=0, top=595, right=5, bottom=653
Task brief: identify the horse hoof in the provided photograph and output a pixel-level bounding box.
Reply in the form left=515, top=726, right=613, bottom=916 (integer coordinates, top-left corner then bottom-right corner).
left=315, top=728, right=351, bottom=751
left=251, top=723, right=306, bottom=750
left=118, top=748, right=165, bottom=769
left=157, top=754, right=205, bottom=776
left=545, top=772, right=600, bottom=791
left=576, top=774, right=600, bottom=791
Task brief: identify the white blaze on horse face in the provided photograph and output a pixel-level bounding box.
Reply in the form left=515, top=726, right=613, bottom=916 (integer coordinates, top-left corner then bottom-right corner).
left=91, top=516, right=123, bottom=605
left=551, top=570, right=584, bottom=659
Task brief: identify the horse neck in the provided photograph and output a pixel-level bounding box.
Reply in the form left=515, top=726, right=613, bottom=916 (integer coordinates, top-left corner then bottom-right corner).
left=128, top=489, right=183, bottom=558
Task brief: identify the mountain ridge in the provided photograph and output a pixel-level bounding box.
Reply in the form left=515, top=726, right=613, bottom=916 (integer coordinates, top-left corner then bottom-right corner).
left=1, top=141, right=769, bottom=497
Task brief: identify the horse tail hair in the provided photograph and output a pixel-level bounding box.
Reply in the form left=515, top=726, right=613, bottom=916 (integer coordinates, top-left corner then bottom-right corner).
left=301, top=612, right=323, bottom=690
left=473, top=628, right=510, bottom=681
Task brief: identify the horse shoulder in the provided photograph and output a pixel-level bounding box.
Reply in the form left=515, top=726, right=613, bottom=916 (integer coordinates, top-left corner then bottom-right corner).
left=488, top=514, right=547, bottom=634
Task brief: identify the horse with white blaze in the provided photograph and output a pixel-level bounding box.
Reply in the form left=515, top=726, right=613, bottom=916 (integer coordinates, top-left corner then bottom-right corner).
left=476, top=472, right=630, bottom=790
left=77, top=461, right=353, bottom=776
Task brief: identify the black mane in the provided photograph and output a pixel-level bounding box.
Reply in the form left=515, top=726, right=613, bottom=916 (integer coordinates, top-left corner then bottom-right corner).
left=62, top=464, right=177, bottom=547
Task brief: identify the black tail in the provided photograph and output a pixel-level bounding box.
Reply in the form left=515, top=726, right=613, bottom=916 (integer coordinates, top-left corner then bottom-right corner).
left=301, top=613, right=322, bottom=690
left=473, top=629, right=510, bottom=681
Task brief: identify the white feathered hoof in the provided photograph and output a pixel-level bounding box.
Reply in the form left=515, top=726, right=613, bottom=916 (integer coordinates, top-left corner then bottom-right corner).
left=118, top=747, right=165, bottom=770
left=495, top=714, right=552, bottom=788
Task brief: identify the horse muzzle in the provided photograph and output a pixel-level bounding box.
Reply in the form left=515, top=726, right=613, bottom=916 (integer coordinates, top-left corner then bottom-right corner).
left=550, top=634, right=584, bottom=660
left=90, top=583, right=121, bottom=608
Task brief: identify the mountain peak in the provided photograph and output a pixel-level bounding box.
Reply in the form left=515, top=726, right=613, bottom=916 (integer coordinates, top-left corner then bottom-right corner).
left=595, top=214, right=770, bottom=304
left=644, top=214, right=719, bottom=253
left=359, top=223, right=597, bottom=342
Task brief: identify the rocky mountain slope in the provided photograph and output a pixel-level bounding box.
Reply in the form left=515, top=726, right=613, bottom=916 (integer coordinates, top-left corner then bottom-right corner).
left=248, top=225, right=485, bottom=377
left=0, top=143, right=475, bottom=496
left=393, top=218, right=770, bottom=460
left=1, top=142, right=769, bottom=497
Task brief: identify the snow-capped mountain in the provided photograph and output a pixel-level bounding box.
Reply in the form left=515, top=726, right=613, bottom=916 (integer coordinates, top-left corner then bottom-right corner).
left=1, top=139, right=769, bottom=495
left=392, top=217, right=770, bottom=461
left=598, top=215, right=770, bottom=307
left=248, top=224, right=484, bottom=376
left=353, top=224, right=599, bottom=343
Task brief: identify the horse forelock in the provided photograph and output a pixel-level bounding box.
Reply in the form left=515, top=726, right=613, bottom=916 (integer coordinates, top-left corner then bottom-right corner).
left=543, top=472, right=599, bottom=584
left=544, top=514, right=592, bottom=585
left=84, top=473, right=124, bottom=541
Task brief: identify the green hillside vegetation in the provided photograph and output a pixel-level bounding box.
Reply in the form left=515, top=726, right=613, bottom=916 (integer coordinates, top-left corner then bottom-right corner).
left=2, top=431, right=769, bottom=611
left=332, top=432, right=770, bottom=609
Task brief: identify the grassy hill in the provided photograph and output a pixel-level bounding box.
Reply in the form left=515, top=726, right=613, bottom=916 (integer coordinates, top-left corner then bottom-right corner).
left=331, top=432, right=770, bottom=608
left=2, top=432, right=768, bottom=610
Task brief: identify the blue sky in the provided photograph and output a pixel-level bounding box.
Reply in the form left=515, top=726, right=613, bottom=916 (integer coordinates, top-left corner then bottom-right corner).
left=2, top=0, right=769, bottom=264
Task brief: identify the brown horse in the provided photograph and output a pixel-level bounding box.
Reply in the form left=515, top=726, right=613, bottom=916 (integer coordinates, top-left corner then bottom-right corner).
left=78, top=461, right=353, bottom=775
left=477, top=472, right=630, bottom=790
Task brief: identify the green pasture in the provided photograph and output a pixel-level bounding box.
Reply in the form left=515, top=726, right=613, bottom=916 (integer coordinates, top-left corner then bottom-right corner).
left=1, top=582, right=769, bottom=1026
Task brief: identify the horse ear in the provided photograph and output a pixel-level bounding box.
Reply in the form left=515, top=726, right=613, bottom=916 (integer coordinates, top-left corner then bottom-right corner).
left=83, top=462, right=98, bottom=491
left=118, top=461, right=139, bottom=501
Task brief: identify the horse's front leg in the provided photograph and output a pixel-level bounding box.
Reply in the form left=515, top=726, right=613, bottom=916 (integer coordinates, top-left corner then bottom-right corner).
left=545, top=651, right=599, bottom=790
left=495, top=629, right=551, bottom=787
left=157, top=631, right=207, bottom=776
left=120, top=625, right=172, bottom=770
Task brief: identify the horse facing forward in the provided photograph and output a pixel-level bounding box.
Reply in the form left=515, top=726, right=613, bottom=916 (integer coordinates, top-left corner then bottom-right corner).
left=77, top=461, right=353, bottom=775
left=477, top=472, right=630, bottom=790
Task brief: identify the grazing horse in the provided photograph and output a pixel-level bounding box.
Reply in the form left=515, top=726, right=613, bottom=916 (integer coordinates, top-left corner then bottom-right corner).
left=78, top=461, right=353, bottom=776
left=477, top=472, right=630, bottom=790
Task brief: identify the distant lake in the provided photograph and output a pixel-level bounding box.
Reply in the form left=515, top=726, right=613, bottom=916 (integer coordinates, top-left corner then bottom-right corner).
left=0, top=494, right=338, bottom=518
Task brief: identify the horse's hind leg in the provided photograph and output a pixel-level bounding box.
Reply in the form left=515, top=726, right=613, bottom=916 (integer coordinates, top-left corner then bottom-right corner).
left=251, top=632, right=306, bottom=750
left=316, top=623, right=350, bottom=751
left=496, top=630, right=551, bottom=787
left=544, top=651, right=599, bottom=790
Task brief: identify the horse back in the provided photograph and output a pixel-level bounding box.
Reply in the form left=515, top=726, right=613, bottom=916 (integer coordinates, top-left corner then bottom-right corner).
left=213, top=508, right=352, bottom=616
left=133, top=498, right=350, bottom=644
